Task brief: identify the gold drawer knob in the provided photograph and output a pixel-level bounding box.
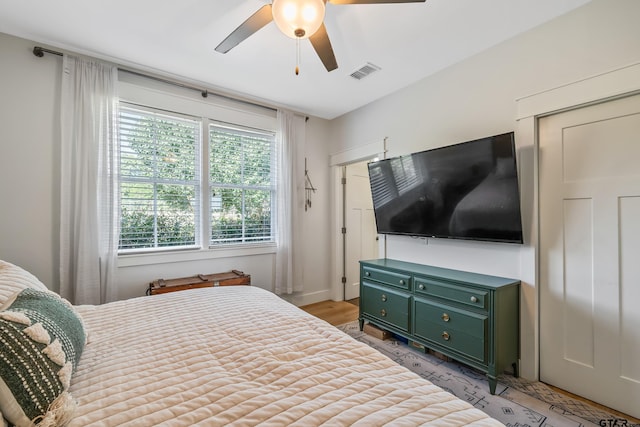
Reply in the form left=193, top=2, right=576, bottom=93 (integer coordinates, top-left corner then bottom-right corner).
left=381, top=294, right=387, bottom=302
left=418, top=284, right=425, bottom=290
left=470, top=296, right=478, bottom=303
left=380, top=309, right=387, bottom=317
left=441, top=313, right=450, bottom=322
left=365, top=271, right=370, bottom=277
left=399, top=279, right=405, bottom=285
left=442, top=331, right=450, bottom=341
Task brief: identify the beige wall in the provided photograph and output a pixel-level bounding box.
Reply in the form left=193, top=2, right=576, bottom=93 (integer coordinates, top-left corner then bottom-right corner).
left=0, top=34, right=61, bottom=290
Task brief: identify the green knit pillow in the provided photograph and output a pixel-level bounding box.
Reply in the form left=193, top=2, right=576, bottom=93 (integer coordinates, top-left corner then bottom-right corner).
left=0, top=288, right=86, bottom=426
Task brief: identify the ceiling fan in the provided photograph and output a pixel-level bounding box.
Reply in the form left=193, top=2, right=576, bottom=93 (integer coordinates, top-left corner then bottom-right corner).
left=215, top=0, right=426, bottom=74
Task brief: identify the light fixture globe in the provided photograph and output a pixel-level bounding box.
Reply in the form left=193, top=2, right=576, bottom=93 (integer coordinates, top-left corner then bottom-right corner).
left=272, top=0, right=326, bottom=39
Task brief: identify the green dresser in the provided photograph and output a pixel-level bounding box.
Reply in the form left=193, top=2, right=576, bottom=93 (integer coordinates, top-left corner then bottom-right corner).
left=359, top=258, right=519, bottom=394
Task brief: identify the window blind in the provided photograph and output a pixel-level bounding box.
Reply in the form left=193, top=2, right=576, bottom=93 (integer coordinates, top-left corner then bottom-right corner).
left=209, top=124, right=275, bottom=245
left=118, top=105, right=201, bottom=250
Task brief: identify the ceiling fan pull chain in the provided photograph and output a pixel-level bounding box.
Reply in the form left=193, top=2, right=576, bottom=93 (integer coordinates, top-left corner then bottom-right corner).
left=295, top=38, right=300, bottom=76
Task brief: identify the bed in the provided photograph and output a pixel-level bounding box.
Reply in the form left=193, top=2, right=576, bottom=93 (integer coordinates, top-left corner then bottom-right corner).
left=0, top=260, right=503, bottom=426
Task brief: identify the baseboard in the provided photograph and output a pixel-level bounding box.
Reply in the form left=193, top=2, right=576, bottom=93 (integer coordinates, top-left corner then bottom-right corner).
left=282, top=289, right=332, bottom=307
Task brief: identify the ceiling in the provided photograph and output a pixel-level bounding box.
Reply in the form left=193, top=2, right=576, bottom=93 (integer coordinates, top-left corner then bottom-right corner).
left=0, top=0, right=591, bottom=119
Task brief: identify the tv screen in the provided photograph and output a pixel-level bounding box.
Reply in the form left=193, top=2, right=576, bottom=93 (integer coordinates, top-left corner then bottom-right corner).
left=367, top=132, right=523, bottom=244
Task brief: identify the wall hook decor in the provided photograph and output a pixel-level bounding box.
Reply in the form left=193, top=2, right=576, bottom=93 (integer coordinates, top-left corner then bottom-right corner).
left=304, top=158, right=317, bottom=211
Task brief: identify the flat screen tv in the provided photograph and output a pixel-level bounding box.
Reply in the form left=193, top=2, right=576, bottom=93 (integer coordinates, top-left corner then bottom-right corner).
left=367, top=132, right=523, bottom=244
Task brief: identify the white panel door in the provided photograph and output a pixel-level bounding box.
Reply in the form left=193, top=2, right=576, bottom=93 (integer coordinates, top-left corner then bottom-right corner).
left=539, top=94, right=640, bottom=418
left=344, top=161, right=378, bottom=300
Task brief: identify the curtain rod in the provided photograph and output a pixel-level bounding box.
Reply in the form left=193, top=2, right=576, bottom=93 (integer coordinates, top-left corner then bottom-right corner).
left=32, top=46, right=277, bottom=113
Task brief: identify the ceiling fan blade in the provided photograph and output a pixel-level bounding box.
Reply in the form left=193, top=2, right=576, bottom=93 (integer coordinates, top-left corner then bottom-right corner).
left=329, top=0, right=425, bottom=4
left=309, top=23, right=338, bottom=72
left=215, top=5, right=273, bottom=54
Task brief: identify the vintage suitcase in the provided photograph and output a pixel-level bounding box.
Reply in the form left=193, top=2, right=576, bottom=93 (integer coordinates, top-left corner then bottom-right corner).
left=147, top=270, right=250, bottom=295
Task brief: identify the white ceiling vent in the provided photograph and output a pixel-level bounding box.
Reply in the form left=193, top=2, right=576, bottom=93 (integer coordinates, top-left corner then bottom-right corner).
left=349, top=62, right=381, bottom=80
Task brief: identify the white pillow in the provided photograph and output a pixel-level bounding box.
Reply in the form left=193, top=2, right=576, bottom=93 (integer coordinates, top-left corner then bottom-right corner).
left=0, top=260, right=49, bottom=307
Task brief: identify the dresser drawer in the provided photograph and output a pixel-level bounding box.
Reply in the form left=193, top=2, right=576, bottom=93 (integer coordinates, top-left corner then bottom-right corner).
left=362, top=282, right=410, bottom=332
left=414, top=299, right=487, bottom=362
left=414, top=320, right=486, bottom=362
left=362, top=266, right=411, bottom=290
left=413, top=298, right=487, bottom=339
left=414, top=277, right=487, bottom=310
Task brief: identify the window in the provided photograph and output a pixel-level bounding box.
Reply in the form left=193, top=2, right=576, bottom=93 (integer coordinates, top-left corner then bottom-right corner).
left=209, top=124, right=275, bottom=245
left=118, top=105, right=201, bottom=251
left=117, top=103, right=276, bottom=253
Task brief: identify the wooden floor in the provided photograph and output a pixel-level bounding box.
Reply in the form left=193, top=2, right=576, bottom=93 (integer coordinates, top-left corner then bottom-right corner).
left=299, top=299, right=359, bottom=326
left=300, top=299, right=640, bottom=424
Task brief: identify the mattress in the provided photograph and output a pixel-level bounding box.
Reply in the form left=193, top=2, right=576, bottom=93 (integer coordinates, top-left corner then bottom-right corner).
left=69, top=286, right=503, bottom=426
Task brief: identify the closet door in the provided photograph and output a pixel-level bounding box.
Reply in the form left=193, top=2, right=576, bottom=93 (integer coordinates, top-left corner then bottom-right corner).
left=539, top=94, right=640, bottom=418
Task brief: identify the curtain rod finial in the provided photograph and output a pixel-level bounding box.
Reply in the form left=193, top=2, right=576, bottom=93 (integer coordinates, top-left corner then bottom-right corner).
left=201, top=90, right=208, bottom=98
left=33, top=46, right=44, bottom=57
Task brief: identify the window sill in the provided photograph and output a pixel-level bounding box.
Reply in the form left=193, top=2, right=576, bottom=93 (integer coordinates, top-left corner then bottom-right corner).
left=117, top=243, right=277, bottom=267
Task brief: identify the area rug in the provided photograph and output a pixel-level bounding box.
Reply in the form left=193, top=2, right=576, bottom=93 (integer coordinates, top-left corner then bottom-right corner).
left=337, top=321, right=638, bottom=427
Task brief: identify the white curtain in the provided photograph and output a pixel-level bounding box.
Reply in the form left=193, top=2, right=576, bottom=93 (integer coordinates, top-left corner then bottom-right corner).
left=275, top=110, right=305, bottom=295
left=60, top=55, right=119, bottom=305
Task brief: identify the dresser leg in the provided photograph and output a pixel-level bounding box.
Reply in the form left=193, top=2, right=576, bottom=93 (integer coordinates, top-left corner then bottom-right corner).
left=359, top=318, right=364, bottom=331
left=488, top=375, right=497, bottom=395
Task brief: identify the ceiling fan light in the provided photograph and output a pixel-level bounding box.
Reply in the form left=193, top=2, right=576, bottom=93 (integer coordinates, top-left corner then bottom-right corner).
left=282, top=3, right=297, bottom=21
left=272, top=0, right=325, bottom=39
left=302, top=5, right=318, bottom=21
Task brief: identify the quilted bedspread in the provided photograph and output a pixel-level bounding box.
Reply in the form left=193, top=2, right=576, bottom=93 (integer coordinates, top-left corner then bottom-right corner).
left=70, top=286, right=503, bottom=426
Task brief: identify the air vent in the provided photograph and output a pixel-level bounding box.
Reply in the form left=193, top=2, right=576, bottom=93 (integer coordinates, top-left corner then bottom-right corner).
left=349, top=62, right=381, bottom=80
